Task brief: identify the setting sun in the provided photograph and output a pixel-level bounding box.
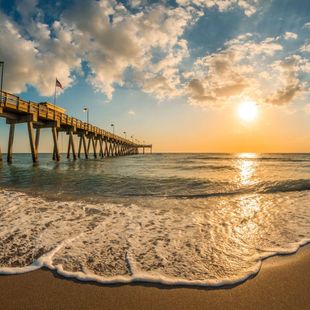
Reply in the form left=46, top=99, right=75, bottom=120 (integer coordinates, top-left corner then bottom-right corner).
left=237, top=100, right=258, bottom=122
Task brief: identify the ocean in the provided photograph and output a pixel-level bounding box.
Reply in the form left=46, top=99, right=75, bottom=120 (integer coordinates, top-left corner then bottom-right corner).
left=0, top=153, right=309, bottom=286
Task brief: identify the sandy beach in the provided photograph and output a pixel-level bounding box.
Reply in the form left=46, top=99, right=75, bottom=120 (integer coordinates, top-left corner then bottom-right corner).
left=0, top=245, right=309, bottom=310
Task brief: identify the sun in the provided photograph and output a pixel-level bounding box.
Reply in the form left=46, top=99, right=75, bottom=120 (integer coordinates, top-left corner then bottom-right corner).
left=237, top=100, right=258, bottom=122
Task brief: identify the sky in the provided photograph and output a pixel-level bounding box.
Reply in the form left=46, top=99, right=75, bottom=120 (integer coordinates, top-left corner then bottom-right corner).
left=0, top=0, right=309, bottom=153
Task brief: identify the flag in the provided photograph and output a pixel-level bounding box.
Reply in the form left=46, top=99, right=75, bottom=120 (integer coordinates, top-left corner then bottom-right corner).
left=55, top=78, right=63, bottom=89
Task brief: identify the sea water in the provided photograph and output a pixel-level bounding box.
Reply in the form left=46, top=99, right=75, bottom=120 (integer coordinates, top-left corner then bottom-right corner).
left=0, top=153, right=309, bottom=286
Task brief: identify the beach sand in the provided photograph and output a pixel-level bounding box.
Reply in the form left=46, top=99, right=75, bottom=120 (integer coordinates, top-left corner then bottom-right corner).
left=0, top=245, right=309, bottom=310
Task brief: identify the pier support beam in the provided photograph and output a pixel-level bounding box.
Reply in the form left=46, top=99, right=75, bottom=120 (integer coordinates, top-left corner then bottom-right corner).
left=70, top=132, right=77, bottom=160
left=104, top=140, right=109, bottom=157
left=35, top=128, right=40, bottom=152
left=51, top=127, right=60, bottom=161
left=28, top=122, right=38, bottom=162
left=98, top=138, right=104, bottom=158
left=78, top=136, right=82, bottom=158
left=82, top=135, right=88, bottom=159
left=67, top=131, right=76, bottom=160
left=92, top=137, right=97, bottom=158
left=7, top=123, right=15, bottom=163
left=108, top=141, right=113, bottom=157
left=87, top=137, right=91, bottom=155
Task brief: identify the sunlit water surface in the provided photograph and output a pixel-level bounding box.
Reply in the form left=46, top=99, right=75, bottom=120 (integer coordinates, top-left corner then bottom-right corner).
left=0, top=153, right=309, bottom=286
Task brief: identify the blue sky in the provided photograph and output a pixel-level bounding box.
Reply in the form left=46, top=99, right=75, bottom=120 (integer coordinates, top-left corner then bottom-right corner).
left=0, top=0, right=309, bottom=153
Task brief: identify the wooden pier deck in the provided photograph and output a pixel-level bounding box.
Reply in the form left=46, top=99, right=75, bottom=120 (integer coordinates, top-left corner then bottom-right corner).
left=0, top=91, right=152, bottom=163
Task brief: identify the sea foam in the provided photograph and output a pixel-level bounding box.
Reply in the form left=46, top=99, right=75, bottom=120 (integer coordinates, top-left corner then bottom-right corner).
left=0, top=188, right=309, bottom=286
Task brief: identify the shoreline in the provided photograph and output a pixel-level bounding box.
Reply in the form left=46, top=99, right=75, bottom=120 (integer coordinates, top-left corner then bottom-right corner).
left=0, top=244, right=309, bottom=309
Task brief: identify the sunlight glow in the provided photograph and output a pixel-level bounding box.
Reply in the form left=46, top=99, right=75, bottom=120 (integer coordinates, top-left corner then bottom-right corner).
left=237, top=100, right=258, bottom=122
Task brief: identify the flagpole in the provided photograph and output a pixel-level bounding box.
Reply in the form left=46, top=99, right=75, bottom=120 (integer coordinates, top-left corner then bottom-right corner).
left=53, top=78, right=57, bottom=106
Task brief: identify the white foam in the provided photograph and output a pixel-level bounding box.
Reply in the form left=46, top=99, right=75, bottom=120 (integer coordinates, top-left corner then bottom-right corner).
left=0, top=189, right=310, bottom=286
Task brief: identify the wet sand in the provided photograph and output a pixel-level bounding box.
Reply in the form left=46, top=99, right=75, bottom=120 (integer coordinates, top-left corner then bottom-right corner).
left=0, top=245, right=309, bottom=310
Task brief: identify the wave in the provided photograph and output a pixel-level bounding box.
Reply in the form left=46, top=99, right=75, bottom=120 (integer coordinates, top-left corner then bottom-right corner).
left=164, top=164, right=236, bottom=171
left=157, top=179, right=310, bottom=199
left=0, top=188, right=309, bottom=287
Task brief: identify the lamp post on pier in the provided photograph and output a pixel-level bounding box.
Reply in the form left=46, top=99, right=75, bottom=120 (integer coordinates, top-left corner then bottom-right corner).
left=110, top=124, right=115, bottom=136
left=123, top=131, right=127, bottom=139
left=83, top=107, right=89, bottom=123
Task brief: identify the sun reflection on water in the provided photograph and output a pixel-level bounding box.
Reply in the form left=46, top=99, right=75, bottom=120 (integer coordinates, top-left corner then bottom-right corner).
left=234, top=154, right=261, bottom=241
left=236, top=153, right=258, bottom=186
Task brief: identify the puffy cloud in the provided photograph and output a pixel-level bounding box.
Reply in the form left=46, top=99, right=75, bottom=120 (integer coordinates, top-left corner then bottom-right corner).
left=177, top=0, right=260, bottom=16
left=0, top=12, right=80, bottom=95
left=283, top=32, right=298, bottom=40
left=265, top=55, right=309, bottom=105
left=0, top=0, right=307, bottom=109
left=186, top=35, right=309, bottom=107
left=303, top=22, right=310, bottom=29
left=300, top=44, right=310, bottom=53
left=266, top=84, right=302, bottom=105
left=186, top=35, right=282, bottom=106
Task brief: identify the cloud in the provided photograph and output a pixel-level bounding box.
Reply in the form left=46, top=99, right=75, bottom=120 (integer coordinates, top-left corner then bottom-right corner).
left=128, top=110, right=136, bottom=116
left=0, top=0, right=307, bottom=110
left=266, top=83, right=302, bottom=105
left=303, top=22, right=310, bottom=29
left=177, top=0, right=260, bottom=16
left=283, top=32, right=298, bottom=40
left=185, top=34, right=309, bottom=107
left=300, top=44, right=310, bottom=53
left=186, top=35, right=284, bottom=106
left=0, top=11, right=80, bottom=96
left=61, top=1, right=196, bottom=100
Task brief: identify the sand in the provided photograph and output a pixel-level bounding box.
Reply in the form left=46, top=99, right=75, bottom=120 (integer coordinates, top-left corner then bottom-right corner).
left=0, top=245, right=309, bottom=310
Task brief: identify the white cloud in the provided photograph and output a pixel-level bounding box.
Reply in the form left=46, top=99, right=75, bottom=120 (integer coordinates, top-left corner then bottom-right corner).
left=0, top=12, right=80, bottom=96
left=186, top=35, right=309, bottom=107
left=177, top=0, right=260, bottom=16
left=283, top=32, right=298, bottom=40
left=300, top=44, right=310, bottom=53
left=0, top=0, right=307, bottom=110
left=303, top=22, right=310, bottom=29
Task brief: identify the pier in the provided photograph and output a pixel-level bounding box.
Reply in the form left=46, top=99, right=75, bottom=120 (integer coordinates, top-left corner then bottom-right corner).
left=0, top=91, right=152, bottom=163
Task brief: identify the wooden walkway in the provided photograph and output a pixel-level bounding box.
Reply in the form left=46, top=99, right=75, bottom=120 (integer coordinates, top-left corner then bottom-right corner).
left=0, top=91, right=152, bottom=163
